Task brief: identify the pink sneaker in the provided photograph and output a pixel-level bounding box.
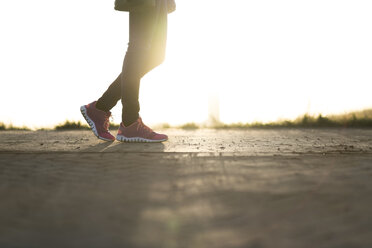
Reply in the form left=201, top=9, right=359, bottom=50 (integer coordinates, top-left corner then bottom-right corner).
left=116, top=117, right=168, bottom=143
left=80, top=101, right=115, bottom=141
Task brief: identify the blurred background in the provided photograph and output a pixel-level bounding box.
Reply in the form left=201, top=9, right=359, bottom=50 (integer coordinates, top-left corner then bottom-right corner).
left=0, top=0, right=371, bottom=129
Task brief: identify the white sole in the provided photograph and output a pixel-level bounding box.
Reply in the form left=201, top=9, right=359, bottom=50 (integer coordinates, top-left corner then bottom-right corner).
left=116, top=135, right=167, bottom=143
left=80, top=105, right=114, bottom=142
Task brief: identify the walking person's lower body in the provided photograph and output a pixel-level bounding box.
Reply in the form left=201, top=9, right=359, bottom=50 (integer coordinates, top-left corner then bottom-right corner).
left=81, top=0, right=169, bottom=142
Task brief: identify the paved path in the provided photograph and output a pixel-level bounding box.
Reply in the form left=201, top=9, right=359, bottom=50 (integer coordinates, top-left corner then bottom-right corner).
left=0, top=129, right=372, bottom=248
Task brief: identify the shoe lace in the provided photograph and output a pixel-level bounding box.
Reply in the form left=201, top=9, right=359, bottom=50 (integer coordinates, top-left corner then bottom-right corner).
left=103, top=113, right=112, bottom=131
left=137, top=118, right=154, bottom=135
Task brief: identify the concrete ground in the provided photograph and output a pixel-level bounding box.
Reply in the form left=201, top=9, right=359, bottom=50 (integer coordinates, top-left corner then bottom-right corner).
left=0, top=129, right=372, bottom=248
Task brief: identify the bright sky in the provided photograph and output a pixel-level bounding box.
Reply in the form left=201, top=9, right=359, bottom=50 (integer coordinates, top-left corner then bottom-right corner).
left=1, top=0, right=371, bottom=128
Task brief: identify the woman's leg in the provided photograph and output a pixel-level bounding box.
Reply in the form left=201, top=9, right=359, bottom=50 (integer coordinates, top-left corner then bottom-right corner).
left=121, top=0, right=168, bottom=126
left=95, top=0, right=168, bottom=124
left=95, top=74, right=122, bottom=112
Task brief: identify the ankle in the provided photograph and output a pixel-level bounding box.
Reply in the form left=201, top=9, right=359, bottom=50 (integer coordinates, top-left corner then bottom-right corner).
left=122, top=114, right=139, bottom=127
left=123, top=120, right=136, bottom=127
left=95, top=101, right=109, bottom=113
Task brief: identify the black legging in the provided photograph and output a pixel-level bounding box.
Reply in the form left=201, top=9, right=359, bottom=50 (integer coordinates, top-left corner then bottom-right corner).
left=96, top=0, right=168, bottom=126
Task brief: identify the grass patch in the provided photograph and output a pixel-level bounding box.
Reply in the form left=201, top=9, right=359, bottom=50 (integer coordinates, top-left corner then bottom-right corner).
left=160, top=123, right=171, bottom=129
left=179, top=122, right=200, bottom=130
left=0, top=122, right=31, bottom=131
left=54, top=121, right=90, bottom=130
left=54, top=120, right=120, bottom=130
left=214, top=111, right=372, bottom=129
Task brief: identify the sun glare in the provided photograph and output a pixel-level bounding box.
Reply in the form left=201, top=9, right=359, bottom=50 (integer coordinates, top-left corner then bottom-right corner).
left=143, top=0, right=372, bottom=125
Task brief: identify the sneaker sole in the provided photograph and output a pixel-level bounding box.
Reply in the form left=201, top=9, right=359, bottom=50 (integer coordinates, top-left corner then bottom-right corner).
left=116, top=135, right=167, bottom=143
left=80, top=105, right=115, bottom=142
